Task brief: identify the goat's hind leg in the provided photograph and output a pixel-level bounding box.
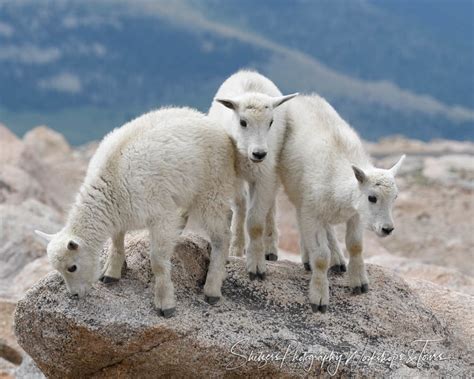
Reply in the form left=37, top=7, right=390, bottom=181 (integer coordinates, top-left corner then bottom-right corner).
left=100, top=231, right=126, bottom=283
left=149, top=213, right=180, bottom=318
left=327, top=226, right=347, bottom=274
left=201, top=203, right=230, bottom=305
left=300, top=216, right=330, bottom=313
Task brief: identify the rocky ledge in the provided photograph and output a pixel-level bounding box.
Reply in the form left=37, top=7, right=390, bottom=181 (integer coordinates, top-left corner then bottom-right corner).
left=14, top=232, right=470, bottom=378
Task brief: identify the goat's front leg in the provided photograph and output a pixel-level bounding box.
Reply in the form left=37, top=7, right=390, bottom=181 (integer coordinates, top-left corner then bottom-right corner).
left=149, top=216, right=179, bottom=318
left=246, top=182, right=275, bottom=280
left=264, top=200, right=279, bottom=261
left=327, top=226, right=347, bottom=273
left=100, top=231, right=126, bottom=283
left=229, top=183, right=247, bottom=258
left=346, top=214, right=369, bottom=294
left=300, top=217, right=330, bottom=313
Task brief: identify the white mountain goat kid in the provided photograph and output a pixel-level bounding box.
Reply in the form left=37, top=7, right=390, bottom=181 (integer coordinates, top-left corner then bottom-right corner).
left=35, top=107, right=238, bottom=318
left=279, top=95, right=405, bottom=313
left=208, top=70, right=298, bottom=280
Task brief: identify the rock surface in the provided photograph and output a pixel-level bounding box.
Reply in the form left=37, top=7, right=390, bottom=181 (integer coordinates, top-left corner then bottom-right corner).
left=367, top=253, right=474, bottom=295
left=0, top=300, right=22, bottom=379
left=14, top=232, right=470, bottom=378
left=0, top=200, right=59, bottom=300
left=405, top=278, right=473, bottom=352
left=0, top=125, right=87, bottom=210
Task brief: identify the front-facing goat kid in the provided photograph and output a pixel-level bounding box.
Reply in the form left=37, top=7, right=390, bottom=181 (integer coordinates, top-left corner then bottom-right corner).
left=208, top=70, right=297, bottom=280
left=279, top=95, right=405, bottom=313
left=36, top=107, right=238, bottom=318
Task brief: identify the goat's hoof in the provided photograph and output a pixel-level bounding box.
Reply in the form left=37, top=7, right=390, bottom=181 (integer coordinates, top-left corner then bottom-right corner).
left=361, top=283, right=369, bottom=293
left=265, top=253, right=278, bottom=261
left=205, top=296, right=220, bottom=305
left=352, top=286, right=362, bottom=295
left=304, top=262, right=311, bottom=272
left=100, top=276, right=119, bottom=284
left=249, top=272, right=258, bottom=281
left=257, top=271, right=266, bottom=280
left=161, top=307, right=176, bottom=318
left=330, top=264, right=347, bottom=274
left=330, top=264, right=341, bottom=273
left=310, top=303, right=328, bottom=313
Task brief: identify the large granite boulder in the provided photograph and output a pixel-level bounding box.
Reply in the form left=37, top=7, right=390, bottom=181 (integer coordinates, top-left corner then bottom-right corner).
left=14, top=232, right=470, bottom=378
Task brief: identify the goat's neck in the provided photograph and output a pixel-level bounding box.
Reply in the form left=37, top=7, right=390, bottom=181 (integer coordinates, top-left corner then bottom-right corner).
left=66, top=187, right=113, bottom=252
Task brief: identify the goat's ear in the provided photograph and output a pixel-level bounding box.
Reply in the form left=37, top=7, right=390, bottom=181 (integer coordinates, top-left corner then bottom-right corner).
left=214, top=98, right=239, bottom=111
left=35, top=230, right=55, bottom=243
left=67, top=240, right=79, bottom=251
left=389, top=154, right=406, bottom=176
left=272, top=93, right=299, bottom=108
left=352, top=165, right=367, bottom=184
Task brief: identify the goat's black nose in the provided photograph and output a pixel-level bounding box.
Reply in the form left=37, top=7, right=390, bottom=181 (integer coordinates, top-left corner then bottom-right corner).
left=382, top=227, right=394, bottom=235
left=252, top=151, right=267, bottom=160
left=70, top=293, right=79, bottom=300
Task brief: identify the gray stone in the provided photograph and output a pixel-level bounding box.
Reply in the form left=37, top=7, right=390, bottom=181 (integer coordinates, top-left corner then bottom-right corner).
left=14, top=232, right=470, bottom=378
left=0, top=199, right=60, bottom=300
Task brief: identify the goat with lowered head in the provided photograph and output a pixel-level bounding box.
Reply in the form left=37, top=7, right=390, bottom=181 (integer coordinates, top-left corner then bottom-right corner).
left=36, top=107, right=239, bottom=318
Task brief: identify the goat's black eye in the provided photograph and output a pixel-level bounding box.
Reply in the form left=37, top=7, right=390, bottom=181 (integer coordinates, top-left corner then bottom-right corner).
left=269, top=119, right=273, bottom=127
left=67, top=265, right=77, bottom=273
left=368, top=195, right=377, bottom=203
left=240, top=119, right=247, bottom=128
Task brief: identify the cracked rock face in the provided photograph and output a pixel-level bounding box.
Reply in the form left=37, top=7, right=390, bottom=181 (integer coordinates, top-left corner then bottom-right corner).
left=14, top=232, right=470, bottom=378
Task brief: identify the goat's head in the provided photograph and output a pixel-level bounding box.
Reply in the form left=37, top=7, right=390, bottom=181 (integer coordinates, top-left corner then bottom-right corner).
left=352, top=155, right=405, bottom=237
left=35, top=229, right=100, bottom=298
left=215, top=92, right=298, bottom=162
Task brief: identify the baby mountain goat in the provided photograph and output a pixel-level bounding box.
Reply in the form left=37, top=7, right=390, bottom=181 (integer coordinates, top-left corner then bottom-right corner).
left=208, top=70, right=297, bottom=279
left=36, top=108, right=239, bottom=318
left=279, top=95, right=405, bottom=313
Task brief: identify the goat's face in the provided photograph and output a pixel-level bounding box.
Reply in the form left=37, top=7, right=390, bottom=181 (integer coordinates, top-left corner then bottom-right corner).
left=35, top=229, right=100, bottom=298
left=352, top=155, right=405, bottom=237
left=215, top=92, right=298, bottom=163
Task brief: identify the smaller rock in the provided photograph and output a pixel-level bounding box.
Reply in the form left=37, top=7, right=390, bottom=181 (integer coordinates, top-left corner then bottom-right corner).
left=0, top=199, right=61, bottom=300
left=0, top=339, right=22, bottom=365
left=0, top=125, right=23, bottom=166
left=423, top=155, right=474, bottom=189
left=367, top=253, right=474, bottom=295
left=0, top=356, right=16, bottom=379
left=23, top=126, right=72, bottom=164
left=14, top=355, right=45, bottom=379
left=0, top=165, right=45, bottom=205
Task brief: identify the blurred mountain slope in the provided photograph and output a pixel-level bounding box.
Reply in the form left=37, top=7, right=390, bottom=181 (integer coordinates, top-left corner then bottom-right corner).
left=0, top=0, right=472, bottom=144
